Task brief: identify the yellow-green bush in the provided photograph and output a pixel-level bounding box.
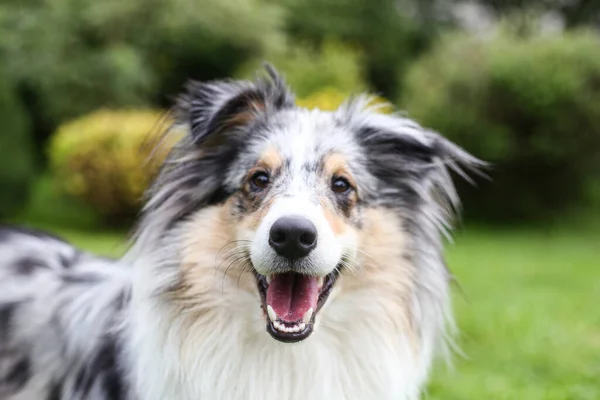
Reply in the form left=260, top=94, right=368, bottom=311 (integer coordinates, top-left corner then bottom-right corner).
left=49, top=110, right=174, bottom=224
left=296, top=87, right=392, bottom=113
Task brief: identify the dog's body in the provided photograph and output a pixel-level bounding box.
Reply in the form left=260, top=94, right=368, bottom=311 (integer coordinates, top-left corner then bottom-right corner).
left=0, top=67, right=480, bottom=400
left=0, top=227, right=131, bottom=400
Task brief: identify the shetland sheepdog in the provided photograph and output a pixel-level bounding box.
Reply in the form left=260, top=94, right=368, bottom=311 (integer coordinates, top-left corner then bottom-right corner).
left=0, top=66, right=481, bottom=400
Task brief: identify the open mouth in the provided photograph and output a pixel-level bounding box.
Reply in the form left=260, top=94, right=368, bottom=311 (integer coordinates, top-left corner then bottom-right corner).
left=255, top=270, right=338, bottom=343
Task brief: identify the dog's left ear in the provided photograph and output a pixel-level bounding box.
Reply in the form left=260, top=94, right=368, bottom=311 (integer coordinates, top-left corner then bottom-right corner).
left=345, top=102, right=484, bottom=184
left=421, top=130, right=485, bottom=183
left=176, top=64, right=294, bottom=146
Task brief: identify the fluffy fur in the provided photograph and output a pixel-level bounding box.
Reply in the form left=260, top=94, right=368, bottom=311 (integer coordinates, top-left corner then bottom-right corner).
left=0, top=66, right=481, bottom=400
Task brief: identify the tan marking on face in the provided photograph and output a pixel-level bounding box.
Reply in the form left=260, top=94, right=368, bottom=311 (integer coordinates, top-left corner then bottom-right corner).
left=174, top=199, right=255, bottom=302
left=242, top=146, right=282, bottom=194
left=323, top=153, right=357, bottom=189
left=257, top=145, right=283, bottom=171
left=320, top=198, right=347, bottom=235
left=168, top=199, right=265, bottom=357
left=335, top=208, right=419, bottom=353
left=322, top=152, right=359, bottom=210
left=236, top=145, right=283, bottom=230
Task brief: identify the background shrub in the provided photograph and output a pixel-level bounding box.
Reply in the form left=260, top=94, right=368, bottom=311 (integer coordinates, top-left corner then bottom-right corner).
left=402, top=29, right=600, bottom=222
left=282, top=0, right=442, bottom=100
left=0, top=0, right=281, bottom=166
left=0, top=67, right=35, bottom=220
left=238, top=41, right=367, bottom=98
left=49, top=110, right=174, bottom=225
left=296, top=87, right=392, bottom=112
left=296, top=88, right=354, bottom=111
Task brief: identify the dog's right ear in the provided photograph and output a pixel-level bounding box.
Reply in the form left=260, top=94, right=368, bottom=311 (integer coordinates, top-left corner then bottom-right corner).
left=176, top=65, right=294, bottom=147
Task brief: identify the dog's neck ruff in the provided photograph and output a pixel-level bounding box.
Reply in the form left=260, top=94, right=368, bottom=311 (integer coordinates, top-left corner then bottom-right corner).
left=129, top=274, right=424, bottom=400
left=125, top=232, right=445, bottom=400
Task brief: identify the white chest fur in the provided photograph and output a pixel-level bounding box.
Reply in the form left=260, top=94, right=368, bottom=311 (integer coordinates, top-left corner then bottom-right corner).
left=129, top=284, right=431, bottom=400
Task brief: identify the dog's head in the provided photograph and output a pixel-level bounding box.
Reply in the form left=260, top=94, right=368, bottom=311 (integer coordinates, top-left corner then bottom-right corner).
left=138, top=66, right=481, bottom=343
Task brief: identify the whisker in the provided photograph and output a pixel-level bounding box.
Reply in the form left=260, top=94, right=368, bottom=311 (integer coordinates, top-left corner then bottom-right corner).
left=213, top=247, right=250, bottom=281
left=221, top=255, right=252, bottom=292
left=355, top=248, right=377, bottom=262
left=216, top=240, right=252, bottom=260
left=340, top=260, right=356, bottom=274
left=220, top=245, right=252, bottom=263
left=237, top=260, right=253, bottom=290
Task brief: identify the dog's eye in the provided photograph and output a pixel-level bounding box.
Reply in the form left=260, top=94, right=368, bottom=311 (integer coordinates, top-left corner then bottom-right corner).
left=250, top=171, right=270, bottom=190
left=331, top=177, right=351, bottom=194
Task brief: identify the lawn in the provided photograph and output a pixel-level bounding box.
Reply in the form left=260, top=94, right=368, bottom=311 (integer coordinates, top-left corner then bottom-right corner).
left=429, top=227, right=600, bottom=400
left=45, top=224, right=600, bottom=399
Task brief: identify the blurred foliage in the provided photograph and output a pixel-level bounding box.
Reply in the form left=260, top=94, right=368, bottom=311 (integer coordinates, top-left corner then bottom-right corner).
left=403, top=28, right=600, bottom=222
left=239, top=41, right=366, bottom=97
left=0, top=0, right=282, bottom=164
left=2, top=0, right=600, bottom=226
left=282, top=0, right=450, bottom=99
left=296, top=87, right=392, bottom=113
left=474, top=0, right=600, bottom=28
left=0, top=66, right=35, bottom=220
left=12, top=174, right=105, bottom=231
left=0, top=0, right=155, bottom=141
left=49, top=110, right=174, bottom=225
left=296, top=88, right=357, bottom=111
left=146, top=0, right=284, bottom=104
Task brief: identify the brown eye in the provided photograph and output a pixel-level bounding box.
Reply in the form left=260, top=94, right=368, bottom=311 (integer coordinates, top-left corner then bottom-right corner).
left=250, top=171, right=270, bottom=190
left=331, top=177, right=351, bottom=194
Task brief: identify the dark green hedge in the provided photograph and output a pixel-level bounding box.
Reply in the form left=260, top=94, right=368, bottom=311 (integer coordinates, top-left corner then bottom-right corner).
left=402, top=30, right=600, bottom=223
left=0, top=67, right=34, bottom=220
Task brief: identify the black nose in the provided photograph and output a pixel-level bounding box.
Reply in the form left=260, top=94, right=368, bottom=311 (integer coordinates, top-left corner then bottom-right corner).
left=269, top=216, right=317, bottom=260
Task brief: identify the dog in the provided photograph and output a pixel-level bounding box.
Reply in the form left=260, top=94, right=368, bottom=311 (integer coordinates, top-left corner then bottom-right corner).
left=0, top=66, right=481, bottom=400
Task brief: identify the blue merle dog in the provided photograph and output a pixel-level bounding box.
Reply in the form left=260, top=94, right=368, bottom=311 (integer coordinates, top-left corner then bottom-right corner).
left=0, top=66, right=481, bottom=400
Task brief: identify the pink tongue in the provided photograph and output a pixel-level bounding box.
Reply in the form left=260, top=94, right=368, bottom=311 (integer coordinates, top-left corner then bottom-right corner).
left=266, top=273, right=319, bottom=322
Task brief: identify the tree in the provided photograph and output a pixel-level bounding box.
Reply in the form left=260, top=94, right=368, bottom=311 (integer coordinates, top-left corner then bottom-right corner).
left=282, top=0, right=453, bottom=99
left=476, top=0, right=600, bottom=28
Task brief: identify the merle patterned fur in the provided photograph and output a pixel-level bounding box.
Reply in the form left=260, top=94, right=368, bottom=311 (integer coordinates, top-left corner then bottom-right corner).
left=0, top=66, right=482, bottom=399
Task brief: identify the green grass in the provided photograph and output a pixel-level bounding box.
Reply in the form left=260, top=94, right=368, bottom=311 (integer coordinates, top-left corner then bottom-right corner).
left=23, top=223, right=600, bottom=399
left=429, top=227, right=600, bottom=399
left=46, top=225, right=129, bottom=257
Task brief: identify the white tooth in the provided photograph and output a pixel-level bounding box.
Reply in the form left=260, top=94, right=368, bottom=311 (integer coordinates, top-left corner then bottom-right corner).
left=299, top=322, right=306, bottom=331
left=266, top=275, right=272, bottom=284
left=303, top=308, right=313, bottom=324
left=274, top=321, right=281, bottom=330
left=267, top=305, right=277, bottom=322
